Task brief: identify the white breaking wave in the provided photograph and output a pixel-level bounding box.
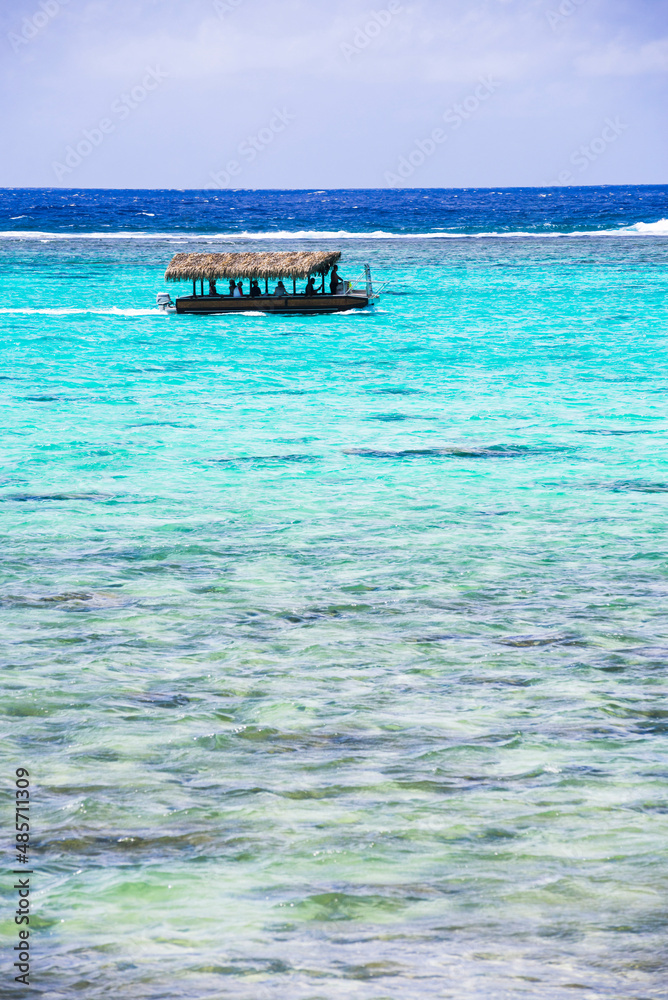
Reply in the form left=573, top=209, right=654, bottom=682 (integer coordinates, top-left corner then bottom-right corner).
left=608, top=218, right=668, bottom=236
left=0, top=230, right=193, bottom=241
left=0, top=220, right=667, bottom=241
left=0, top=307, right=165, bottom=316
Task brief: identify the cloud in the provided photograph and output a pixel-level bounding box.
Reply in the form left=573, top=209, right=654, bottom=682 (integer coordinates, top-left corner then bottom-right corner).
left=578, top=37, right=668, bottom=76
left=1, top=0, right=666, bottom=187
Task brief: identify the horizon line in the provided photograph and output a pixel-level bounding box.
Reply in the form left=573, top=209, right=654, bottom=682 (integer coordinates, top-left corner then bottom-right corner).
left=2, top=183, right=668, bottom=194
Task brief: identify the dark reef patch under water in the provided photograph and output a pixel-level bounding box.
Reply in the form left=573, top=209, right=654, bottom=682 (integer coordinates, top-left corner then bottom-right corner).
left=344, top=444, right=572, bottom=459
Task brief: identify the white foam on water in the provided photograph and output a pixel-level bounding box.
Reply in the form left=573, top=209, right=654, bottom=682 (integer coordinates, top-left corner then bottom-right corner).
left=0, top=230, right=193, bottom=241
left=0, top=307, right=165, bottom=317
left=608, top=218, right=668, bottom=236
left=1, top=220, right=667, bottom=241
left=334, top=309, right=374, bottom=315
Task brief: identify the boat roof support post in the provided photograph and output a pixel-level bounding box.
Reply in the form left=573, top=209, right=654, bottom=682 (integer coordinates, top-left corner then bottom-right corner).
left=193, top=279, right=196, bottom=296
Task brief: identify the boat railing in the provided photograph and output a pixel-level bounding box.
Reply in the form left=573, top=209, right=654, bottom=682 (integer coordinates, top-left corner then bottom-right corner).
left=347, top=265, right=376, bottom=297
left=184, top=275, right=377, bottom=299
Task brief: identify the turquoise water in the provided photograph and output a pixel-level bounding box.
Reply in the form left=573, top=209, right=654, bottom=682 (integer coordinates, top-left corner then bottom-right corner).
left=2, top=205, right=668, bottom=998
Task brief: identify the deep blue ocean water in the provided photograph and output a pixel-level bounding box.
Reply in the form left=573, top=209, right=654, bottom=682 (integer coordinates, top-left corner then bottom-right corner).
left=3, top=184, right=668, bottom=236
left=2, top=186, right=668, bottom=999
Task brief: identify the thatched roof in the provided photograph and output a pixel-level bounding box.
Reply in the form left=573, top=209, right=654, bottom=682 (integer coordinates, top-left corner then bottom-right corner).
left=165, top=251, right=341, bottom=282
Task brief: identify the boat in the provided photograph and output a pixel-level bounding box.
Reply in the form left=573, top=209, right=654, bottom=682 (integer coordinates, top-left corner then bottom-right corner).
left=157, top=251, right=378, bottom=315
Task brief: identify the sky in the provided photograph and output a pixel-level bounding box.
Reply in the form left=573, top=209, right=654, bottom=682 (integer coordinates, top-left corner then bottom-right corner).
left=0, top=0, right=666, bottom=189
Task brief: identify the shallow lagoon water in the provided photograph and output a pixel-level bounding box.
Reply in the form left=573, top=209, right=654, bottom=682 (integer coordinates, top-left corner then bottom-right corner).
left=1, top=188, right=668, bottom=999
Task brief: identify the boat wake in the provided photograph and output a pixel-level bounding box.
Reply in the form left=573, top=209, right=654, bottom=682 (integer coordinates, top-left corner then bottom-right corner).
left=0, top=307, right=165, bottom=316
left=334, top=308, right=376, bottom=315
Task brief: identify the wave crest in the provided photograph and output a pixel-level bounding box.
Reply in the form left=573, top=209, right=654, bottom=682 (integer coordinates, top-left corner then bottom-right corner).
left=1, top=220, right=667, bottom=241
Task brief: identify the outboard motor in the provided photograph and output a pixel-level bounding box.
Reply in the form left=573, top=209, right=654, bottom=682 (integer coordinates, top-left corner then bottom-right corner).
left=156, top=292, right=175, bottom=312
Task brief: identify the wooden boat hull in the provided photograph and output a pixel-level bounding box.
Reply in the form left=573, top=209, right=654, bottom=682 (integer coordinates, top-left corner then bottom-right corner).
left=174, top=293, right=370, bottom=315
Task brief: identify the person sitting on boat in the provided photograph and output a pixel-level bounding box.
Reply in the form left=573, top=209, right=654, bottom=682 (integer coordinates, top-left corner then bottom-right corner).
left=250, top=279, right=262, bottom=297
left=329, top=264, right=343, bottom=294
left=208, top=279, right=219, bottom=296
left=274, top=280, right=287, bottom=296
left=228, top=279, right=236, bottom=296
left=233, top=281, right=243, bottom=298
left=305, top=276, right=316, bottom=296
